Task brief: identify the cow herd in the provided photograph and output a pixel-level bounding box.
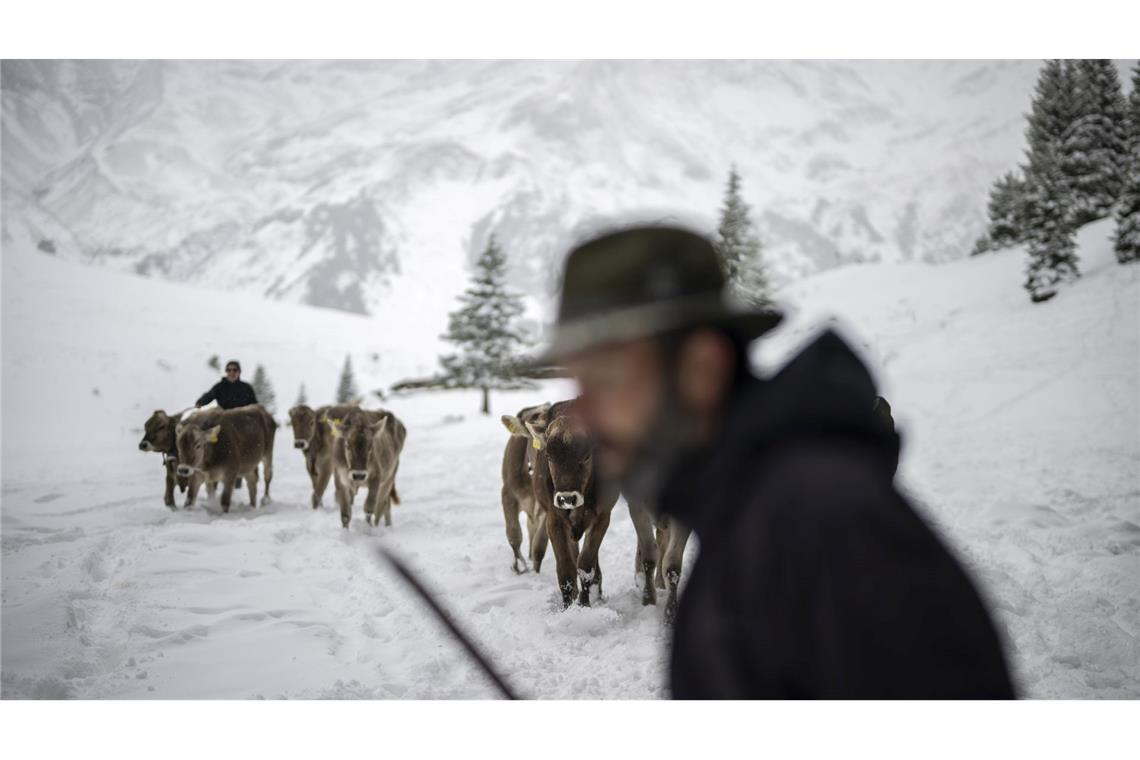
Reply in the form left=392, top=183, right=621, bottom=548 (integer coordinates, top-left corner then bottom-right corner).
left=139, top=397, right=688, bottom=618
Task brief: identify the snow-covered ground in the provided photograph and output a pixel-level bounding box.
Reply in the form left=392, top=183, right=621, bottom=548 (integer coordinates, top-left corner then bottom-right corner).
left=2, top=218, right=1138, bottom=698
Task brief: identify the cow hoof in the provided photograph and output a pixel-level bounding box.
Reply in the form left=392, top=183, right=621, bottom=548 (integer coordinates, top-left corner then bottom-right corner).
left=511, top=559, right=528, bottom=574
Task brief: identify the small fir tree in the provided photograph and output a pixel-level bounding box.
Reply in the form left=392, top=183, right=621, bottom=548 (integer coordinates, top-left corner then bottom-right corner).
left=251, top=364, right=276, bottom=414
left=439, top=234, right=532, bottom=414
left=713, top=167, right=770, bottom=306
left=336, top=355, right=359, bottom=404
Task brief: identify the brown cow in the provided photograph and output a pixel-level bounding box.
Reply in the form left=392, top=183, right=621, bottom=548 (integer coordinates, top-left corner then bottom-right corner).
left=499, top=402, right=552, bottom=574
left=289, top=404, right=335, bottom=509
left=628, top=502, right=692, bottom=624
left=175, top=405, right=276, bottom=512
left=138, top=410, right=193, bottom=508
left=327, top=406, right=406, bottom=528
left=528, top=399, right=619, bottom=608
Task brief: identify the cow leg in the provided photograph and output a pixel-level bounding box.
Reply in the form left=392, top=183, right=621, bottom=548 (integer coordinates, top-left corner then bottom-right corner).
left=577, top=510, right=612, bottom=607
left=662, top=523, right=692, bottom=625
left=530, top=510, right=549, bottom=573
left=311, top=462, right=331, bottom=509
left=628, top=501, right=659, bottom=606
left=184, top=473, right=202, bottom=509
left=382, top=484, right=394, bottom=527
left=546, top=513, right=578, bottom=608
left=335, top=478, right=352, bottom=528
left=163, top=463, right=177, bottom=509
left=220, top=477, right=235, bottom=514
left=246, top=468, right=259, bottom=508
left=206, top=479, right=219, bottom=504
left=363, top=483, right=381, bottom=527
left=261, top=453, right=273, bottom=505
left=654, top=526, right=668, bottom=589
left=502, top=488, right=527, bottom=573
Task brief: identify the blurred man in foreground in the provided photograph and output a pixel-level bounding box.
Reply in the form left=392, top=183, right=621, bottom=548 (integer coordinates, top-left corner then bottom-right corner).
left=541, top=226, right=1014, bottom=698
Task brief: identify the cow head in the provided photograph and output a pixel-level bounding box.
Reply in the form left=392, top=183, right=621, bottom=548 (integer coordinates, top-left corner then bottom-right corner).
left=289, top=405, right=318, bottom=450
left=337, top=410, right=389, bottom=484
left=174, top=421, right=221, bottom=478
left=529, top=411, right=594, bottom=510
left=501, top=403, right=551, bottom=476
left=139, top=410, right=178, bottom=455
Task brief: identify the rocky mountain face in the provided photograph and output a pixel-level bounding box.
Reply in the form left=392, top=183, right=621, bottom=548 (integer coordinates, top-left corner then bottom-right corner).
left=2, top=59, right=1044, bottom=315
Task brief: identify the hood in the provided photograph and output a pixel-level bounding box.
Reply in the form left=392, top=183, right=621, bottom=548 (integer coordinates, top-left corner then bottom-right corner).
left=659, top=329, right=900, bottom=531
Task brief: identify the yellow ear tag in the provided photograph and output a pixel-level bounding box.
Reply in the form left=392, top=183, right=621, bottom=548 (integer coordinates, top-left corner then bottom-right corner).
left=531, top=437, right=542, bottom=451
left=330, top=418, right=343, bottom=439
left=208, top=432, right=219, bottom=444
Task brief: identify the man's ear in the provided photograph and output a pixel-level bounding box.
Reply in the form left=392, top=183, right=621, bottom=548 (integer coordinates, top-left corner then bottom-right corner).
left=501, top=415, right=527, bottom=436
left=524, top=422, right=546, bottom=450
left=206, top=425, right=222, bottom=444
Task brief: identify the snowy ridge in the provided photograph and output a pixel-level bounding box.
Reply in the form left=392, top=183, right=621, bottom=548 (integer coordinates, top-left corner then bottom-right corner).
left=3, top=59, right=1052, bottom=321
left=2, top=216, right=1137, bottom=698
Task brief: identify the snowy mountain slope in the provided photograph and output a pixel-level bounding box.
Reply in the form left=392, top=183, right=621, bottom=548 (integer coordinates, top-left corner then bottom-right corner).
left=3, top=59, right=1056, bottom=319
left=3, top=213, right=1137, bottom=698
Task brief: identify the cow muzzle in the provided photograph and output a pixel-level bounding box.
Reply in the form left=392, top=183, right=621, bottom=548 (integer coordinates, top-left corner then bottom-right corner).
left=176, top=464, right=193, bottom=478
left=294, top=440, right=309, bottom=450
left=139, top=441, right=151, bottom=451
left=350, top=470, right=368, bottom=483
left=553, top=491, right=583, bottom=510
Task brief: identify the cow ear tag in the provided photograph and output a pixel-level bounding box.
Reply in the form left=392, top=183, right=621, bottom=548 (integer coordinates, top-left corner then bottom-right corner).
left=532, top=437, right=542, bottom=451
left=208, top=431, right=219, bottom=444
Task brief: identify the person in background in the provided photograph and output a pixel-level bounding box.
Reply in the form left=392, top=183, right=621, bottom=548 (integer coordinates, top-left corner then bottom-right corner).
left=539, top=225, right=1014, bottom=699
left=196, top=360, right=258, bottom=410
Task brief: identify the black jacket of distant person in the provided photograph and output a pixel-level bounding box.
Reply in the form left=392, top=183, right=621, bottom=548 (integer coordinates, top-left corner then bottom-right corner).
left=195, top=378, right=259, bottom=410
left=663, top=330, right=1015, bottom=699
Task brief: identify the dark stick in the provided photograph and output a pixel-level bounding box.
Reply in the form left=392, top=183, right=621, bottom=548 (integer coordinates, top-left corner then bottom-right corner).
left=375, top=545, right=520, bottom=700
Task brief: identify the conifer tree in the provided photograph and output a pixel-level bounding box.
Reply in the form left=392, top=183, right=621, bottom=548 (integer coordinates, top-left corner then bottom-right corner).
left=295, top=383, right=308, bottom=407
left=1061, top=60, right=1130, bottom=224
left=713, top=167, right=770, bottom=306
left=251, top=364, right=276, bottom=414
left=1023, top=60, right=1079, bottom=198
left=336, top=355, right=358, bottom=404
left=439, top=235, right=532, bottom=414
left=1114, top=162, right=1140, bottom=264
left=983, top=171, right=1032, bottom=249
left=1024, top=148, right=1080, bottom=302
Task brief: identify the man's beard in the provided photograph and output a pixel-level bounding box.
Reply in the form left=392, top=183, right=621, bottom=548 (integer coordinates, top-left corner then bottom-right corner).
left=612, top=379, right=705, bottom=510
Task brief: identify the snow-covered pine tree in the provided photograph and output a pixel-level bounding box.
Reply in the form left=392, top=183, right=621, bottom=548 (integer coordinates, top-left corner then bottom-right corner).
left=983, top=171, right=1032, bottom=249
left=1129, top=63, right=1140, bottom=147
left=1061, top=60, right=1130, bottom=224
left=1114, top=158, right=1140, bottom=264
left=439, top=234, right=532, bottom=415
left=713, top=167, right=770, bottom=306
left=1024, top=147, right=1080, bottom=302
left=295, top=383, right=308, bottom=407
left=251, top=364, right=276, bottom=414
left=1023, top=60, right=1079, bottom=203
left=336, top=355, right=358, bottom=404
left=208, top=355, right=220, bottom=371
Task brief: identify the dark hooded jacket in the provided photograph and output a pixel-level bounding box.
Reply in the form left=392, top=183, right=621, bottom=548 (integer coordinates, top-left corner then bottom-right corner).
left=195, top=378, right=258, bottom=410
left=663, top=330, right=1014, bottom=699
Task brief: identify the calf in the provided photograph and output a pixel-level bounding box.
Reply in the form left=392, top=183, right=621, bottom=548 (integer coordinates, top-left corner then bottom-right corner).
left=528, top=399, right=619, bottom=608
left=175, top=405, right=276, bottom=512
left=328, top=407, right=406, bottom=528
left=499, top=402, right=552, bottom=573
left=289, top=404, right=334, bottom=509
left=628, top=502, right=691, bottom=624
left=138, top=410, right=192, bottom=508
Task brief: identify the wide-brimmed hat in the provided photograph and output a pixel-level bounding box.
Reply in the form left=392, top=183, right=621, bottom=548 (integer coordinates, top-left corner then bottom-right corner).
left=536, top=225, right=783, bottom=364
